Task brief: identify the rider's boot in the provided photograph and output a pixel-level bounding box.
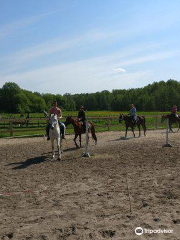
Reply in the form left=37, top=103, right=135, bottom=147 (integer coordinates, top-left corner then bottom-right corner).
left=62, top=134, right=66, bottom=139
left=46, top=123, right=50, bottom=141
left=83, top=124, right=86, bottom=132
left=60, top=125, right=66, bottom=139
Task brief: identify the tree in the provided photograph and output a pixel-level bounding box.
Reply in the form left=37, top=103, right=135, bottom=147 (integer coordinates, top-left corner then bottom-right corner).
left=63, top=93, right=76, bottom=111
left=1, top=82, right=21, bottom=112
left=15, top=93, right=31, bottom=113
left=42, top=93, right=55, bottom=110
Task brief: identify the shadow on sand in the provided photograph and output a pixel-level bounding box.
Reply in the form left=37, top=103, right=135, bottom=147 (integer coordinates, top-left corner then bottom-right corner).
left=6, top=156, right=47, bottom=170
left=107, top=136, right=136, bottom=142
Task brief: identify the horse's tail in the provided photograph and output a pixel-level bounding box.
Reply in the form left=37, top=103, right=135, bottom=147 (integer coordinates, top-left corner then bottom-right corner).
left=89, top=121, right=97, bottom=145
left=141, top=116, right=147, bottom=133
left=142, top=115, right=146, bottom=124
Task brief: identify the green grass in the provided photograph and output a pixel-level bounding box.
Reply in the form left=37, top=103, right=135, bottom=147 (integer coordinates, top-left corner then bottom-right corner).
left=0, top=111, right=175, bottom=138
left=0, top=111, right=171, bottom=118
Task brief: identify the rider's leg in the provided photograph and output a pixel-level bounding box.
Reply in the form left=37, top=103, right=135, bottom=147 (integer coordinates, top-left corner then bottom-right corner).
left=131, top=116, right=134, bottom=126
left=171, top=113, right=179, bottom=120
left=133, top=116, right=136, bottom=126
left=46, top=123, right=50, bottom=140
left=59, top=122, right=66, bottom=139
left=83, top=120, right=86, bottom=130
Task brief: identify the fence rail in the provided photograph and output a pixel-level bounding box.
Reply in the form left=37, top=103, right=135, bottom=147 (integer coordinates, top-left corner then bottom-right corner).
left=0, top=115, right=168, bottom=137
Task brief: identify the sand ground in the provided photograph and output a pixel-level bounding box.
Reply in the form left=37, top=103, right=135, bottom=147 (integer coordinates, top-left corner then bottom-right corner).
left=0, top=130, right=180, bottom=240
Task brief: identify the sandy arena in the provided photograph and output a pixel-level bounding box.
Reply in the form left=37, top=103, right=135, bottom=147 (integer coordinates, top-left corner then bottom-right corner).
left=0, top=130, right=180, bottom=240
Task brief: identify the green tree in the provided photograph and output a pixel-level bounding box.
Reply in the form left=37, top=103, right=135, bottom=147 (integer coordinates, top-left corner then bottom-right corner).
left=1, top=82, right=21, bottom=112
left=42, top=93, right=55, bottom=109
left=15, top=93, right=31, bottom=113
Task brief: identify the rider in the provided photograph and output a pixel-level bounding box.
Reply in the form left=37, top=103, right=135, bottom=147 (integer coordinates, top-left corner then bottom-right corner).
left=78, top=105, right=86, bottom=130
left=171, top=105, right=178, bottom=117
left=46, top=100, right=66, bottom=140
left=129, top=103, right=137, bottom=126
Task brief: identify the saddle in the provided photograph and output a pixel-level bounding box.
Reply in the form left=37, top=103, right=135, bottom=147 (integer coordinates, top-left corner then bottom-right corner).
left=81, top=121, right=86, bottom=128
left=128, top=116, right=137, bottom=126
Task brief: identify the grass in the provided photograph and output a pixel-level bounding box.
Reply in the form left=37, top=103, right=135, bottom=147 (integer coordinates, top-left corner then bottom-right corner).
left=0, top=111, right=175, bottom=138
left=0, top=111, right=170, bottom=119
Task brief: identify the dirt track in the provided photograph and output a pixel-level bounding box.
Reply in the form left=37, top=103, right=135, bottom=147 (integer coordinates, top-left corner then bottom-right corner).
left=0, top=130, right=180, bottom=240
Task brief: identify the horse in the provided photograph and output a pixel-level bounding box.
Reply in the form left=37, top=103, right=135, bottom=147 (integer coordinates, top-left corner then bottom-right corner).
left=161, top=114, right=180, bottom=132
left=49, top=114, right=61, bottom=161
left=119, top=114, right=146, bottom=138
left=64, top=116, right=97, bottom=148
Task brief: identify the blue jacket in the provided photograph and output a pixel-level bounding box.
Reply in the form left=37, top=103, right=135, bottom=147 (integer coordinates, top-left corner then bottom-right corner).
left=130, top=107, right=137, bottom=116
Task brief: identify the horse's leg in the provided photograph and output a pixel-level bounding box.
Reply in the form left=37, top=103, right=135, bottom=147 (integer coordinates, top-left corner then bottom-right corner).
left=131, top=126, right=135, bottom=137
left=138, top=124, right=141, bottom=137
left=51, top=139, right=55, bottom=160
left=125, top=126, right=128, bottom=138
left=90, top=124, right=97, bottom=145
left=60, top=136, right=63, bottom=153
left=57, top=137, right=61, bottom=161
left=74, top=134, right=79, bottom=148
left=79, top=134, right=82, bottom=148
left=169, top=122, right=173, bottom=132
left=143, top=124, right=146, bottom=136
left=142, top=120, right=146, bottom=136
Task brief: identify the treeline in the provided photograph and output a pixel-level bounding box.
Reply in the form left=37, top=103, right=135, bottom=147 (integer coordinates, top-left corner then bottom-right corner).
left=0, top=79, right=179, bottom=113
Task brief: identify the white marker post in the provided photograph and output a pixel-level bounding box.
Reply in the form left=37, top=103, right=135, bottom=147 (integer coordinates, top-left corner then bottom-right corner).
left=162, top=118, right=172, bottom=147
left=82, top=119, right=90, bottom=157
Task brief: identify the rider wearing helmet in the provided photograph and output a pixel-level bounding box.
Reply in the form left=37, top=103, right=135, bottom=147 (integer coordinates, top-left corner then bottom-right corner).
left=129, top=104, right=137, bottom=126
left=171, top=104, right=179, bottom=119
left=78, top=105, right=86, bottom=130
left=46, top=100, right=66, bottom=140
left=171, top=105, right=177, bottom=116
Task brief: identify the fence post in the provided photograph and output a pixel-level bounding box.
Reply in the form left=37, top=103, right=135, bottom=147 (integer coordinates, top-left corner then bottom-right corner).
left=10, top=121, right=13, bottom=137
left=162, top=119, right=172, bottom=147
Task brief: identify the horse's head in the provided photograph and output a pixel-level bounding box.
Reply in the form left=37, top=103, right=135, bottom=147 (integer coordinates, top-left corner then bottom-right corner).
left=49, top=114, right=58, bottom=130
left=119, top=114, right=124, bottom=123
left=161, top=115, right=166, bottom=123
left=64, top=116, right=73, bottom=126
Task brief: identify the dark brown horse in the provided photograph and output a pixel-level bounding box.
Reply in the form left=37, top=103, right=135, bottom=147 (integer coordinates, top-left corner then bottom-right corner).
left=64, top=116, right=97, bottom=148
left=161, top=114, right=180, bottom=132
left=119, top=114, right=146, bottom=137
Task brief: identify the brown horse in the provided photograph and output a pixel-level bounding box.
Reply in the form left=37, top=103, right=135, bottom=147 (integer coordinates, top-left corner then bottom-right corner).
left=161, top=114, right=180, bottom=132
left=64, top=116, right=97, bottom=148
left=119, top=114, right=146, bottom=138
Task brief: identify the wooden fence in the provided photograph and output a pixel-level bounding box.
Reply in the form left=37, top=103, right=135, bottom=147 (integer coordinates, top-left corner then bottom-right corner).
left=0, top=115, right=164, bottom=137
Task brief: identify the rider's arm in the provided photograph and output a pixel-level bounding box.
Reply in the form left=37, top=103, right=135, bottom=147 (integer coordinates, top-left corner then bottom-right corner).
left=57, top=108, right=62, bottom=119
left=133, top=108, right=137, bottom=115
left=49, top=108, right=52, bottom=119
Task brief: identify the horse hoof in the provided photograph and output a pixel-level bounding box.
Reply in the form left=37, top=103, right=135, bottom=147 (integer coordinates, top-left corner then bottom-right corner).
left=61, top=150, right=63, bottom=153
left=57, top=158, right=61, bottom=161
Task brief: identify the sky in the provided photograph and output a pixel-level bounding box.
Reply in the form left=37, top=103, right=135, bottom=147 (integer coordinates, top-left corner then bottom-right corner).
left=0, top=0, right=180, bottom=94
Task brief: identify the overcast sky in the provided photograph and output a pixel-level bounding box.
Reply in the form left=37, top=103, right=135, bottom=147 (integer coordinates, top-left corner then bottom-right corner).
left=0, top=0, right=180, bottom=94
